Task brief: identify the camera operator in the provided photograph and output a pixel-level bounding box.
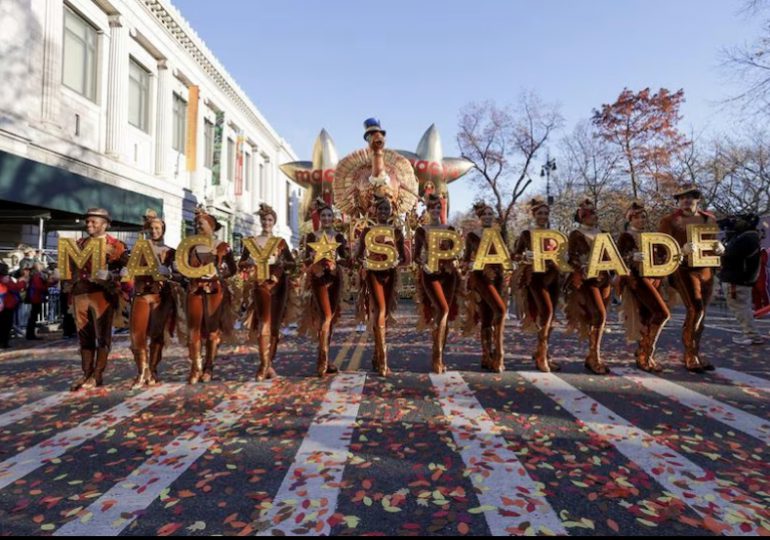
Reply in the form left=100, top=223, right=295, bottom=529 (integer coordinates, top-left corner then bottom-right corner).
left=719, top=214, right=765, bottom=345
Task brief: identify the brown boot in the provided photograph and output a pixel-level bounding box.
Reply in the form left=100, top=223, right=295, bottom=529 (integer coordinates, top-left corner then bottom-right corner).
left=545, top=326, right=561, bottom=371
left=131, top=348, right=151, bottom=389
left=317, top=328, right=330, bottom=378
left=201, top=340, right=218, bottom=383
left=432, top=318, right=448, bottom=374
left=534, top=328, right=550, bottom=373
left=188, top=341, right=203, bottom=384
left=480, top=328, right=493, bottom=371
left=70, top=349, right=96, bottom=391
left=256, top=335, right=271, bottom=382
left=492, top=323, right=505, bottom=373
left=267, top=336, right=279, bottom=379
left=148, top=343, right=163, bottom=385
left=374, top=325, right=389, bottom=377
left=584, top=326, right=610, bottom=375
left=89, top=347, right=110, bottom=388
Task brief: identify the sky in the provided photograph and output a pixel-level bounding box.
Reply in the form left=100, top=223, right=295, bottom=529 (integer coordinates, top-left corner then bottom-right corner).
left=172, top=0, right=762, bottom=214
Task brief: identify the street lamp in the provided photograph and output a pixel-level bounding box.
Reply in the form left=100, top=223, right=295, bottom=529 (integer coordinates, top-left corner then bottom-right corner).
left=540, top=155, right=556, bottom=205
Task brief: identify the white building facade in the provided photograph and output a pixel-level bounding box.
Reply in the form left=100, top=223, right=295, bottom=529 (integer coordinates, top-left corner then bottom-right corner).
left=0, top=0, right=304, bottom=252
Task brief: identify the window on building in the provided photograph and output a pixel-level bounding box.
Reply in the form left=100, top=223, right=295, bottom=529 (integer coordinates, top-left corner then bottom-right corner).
left=204, top=119, right=214, bottom=169
left=62, top=6, right=98, bottom=101
left=244, top=152, right=252, bottom=191
left=227, top=138, right=235, bottom=182
left=172, top=93, right=187, bottom=153
left=128, top=58, right=150, bottom=132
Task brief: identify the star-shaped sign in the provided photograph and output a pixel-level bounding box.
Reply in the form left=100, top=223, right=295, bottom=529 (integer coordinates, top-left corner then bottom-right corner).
left=307, top=233, right=340, bottom=264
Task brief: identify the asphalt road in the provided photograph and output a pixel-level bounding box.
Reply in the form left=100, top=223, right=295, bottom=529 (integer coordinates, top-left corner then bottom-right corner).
left=0, top=301, right=768, bottom=536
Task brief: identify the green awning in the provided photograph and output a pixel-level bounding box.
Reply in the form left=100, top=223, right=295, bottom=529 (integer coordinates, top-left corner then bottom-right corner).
left=0, top=150, right=163, bottom=226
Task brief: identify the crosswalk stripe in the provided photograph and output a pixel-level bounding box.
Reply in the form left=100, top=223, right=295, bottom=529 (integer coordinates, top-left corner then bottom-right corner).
left=256, top=372, right=367, bottom=536
left=431, top=372, right=567, bottom=536
left=332, top=339, right=354, bottom=369
left=0, top=384, right=182, bottom=491
left=54, top=382, right=270, bottom=536
left=520, top=372, right=768, bottom=535
left=0, top=392, right=72, bottom=429
left=615, top=368, right=770, bottom=446
left=714, top=368, right=770, bottom=396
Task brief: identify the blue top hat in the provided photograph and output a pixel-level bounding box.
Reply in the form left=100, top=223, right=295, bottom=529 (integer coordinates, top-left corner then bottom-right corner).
left=363, top=117, right=386, bottom=141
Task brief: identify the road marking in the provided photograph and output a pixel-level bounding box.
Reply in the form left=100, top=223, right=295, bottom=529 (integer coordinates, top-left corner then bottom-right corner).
left=616, top=368, right=770, bottom=446
left=54, top=382, right=269, bottom=536
left=256, top=372, right=366, bottom=536
left=431, top=372, right=566, bottom=536
left=346, top=334, right=368, bottom=372
left=332, top=337, right=355, bottom=369
left=0, top=384, right=182, bottom=491
left=715, top=368, right=770, bottom=396
left=520, top=372, right=768, bottom=535
left=0, top=392, right=72, bottom=429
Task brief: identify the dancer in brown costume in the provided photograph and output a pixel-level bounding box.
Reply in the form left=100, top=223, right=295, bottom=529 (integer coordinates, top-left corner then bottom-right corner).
left=356, top=196, right=406, bottom=377
left=512, top=197, right=561, bottom=372
left=413, top=193, right=460, bottom=374
left=659, top=184, right=724, bottom=372
left=565, top=199, right=613, bottom=375
left=464, top=203, right=509, bottom=373
left=128, top=210, right=176, bottom=389
left=185, top=208, right=237, bottom=384
left=617, top=202, right=670, bottom=373
left=68, top=208, right=129, bottom=391
left=241, top=204, right=295, bottom=382
left=301, top=201, right=348, bottom=377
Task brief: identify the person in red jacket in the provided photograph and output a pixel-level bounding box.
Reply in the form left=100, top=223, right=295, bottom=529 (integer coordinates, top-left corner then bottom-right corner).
left=0, top=263, right=26, bottom=348
left=25, top=262, right=55, bottom=340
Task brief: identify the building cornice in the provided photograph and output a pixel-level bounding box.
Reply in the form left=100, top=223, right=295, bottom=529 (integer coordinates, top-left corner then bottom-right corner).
left=138, top=0, right=296, bottom=158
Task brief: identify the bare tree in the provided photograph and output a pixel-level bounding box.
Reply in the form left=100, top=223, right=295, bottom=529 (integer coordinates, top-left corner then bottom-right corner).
left=700, top=133, right=770, bottom=216
left=722, top=0, right=770, bottom=116
left=456, top=94, right=563, bottom=240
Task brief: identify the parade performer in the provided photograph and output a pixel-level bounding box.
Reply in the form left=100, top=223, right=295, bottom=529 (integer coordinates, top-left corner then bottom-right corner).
left=128, top=210, right=176, bottom=388
left=617, top=202, right=670, bottom=372
left=67, top=208, right=128, bottom=391
left=512, top=197, right=561, bottom=372
left=564, top=199, right=613, bottom=375
left=185, top=207, right=237, bottom=384
left=241, top=203, right=295, bottom=381
left=299, top=199, right=348, bottom=377
left=464, top=203, right=509, bottom=373
left=335, top=118, right=419, bottom=376
left=413, top=193, right=460, bottom=374
left=355, top=195, right=406, bottom=376
left=659, top=184, right=724, bottom=372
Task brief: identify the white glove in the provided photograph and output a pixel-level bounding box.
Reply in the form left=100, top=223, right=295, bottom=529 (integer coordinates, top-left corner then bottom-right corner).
left=714, top=241, right=726, bottom=256
left=681, top=242, right=694, bottom=256
left=119, top=267, right=129, bottom=278
left=524, top=250, right=534, bottom=264
left=632, top=252, right=645, bottom=262
left=95, top=269, right=111, bottom=281
left=158, top=265, right=172, bottom=276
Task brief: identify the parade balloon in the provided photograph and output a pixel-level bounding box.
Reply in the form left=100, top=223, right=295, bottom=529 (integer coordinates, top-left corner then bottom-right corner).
left=279, top=129, right=339, bottom=224
left=396, top=124, right=473, bottom=223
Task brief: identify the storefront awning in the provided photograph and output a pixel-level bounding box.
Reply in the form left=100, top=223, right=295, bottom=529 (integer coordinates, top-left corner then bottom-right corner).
left=0, top=150, right=163, bottom=227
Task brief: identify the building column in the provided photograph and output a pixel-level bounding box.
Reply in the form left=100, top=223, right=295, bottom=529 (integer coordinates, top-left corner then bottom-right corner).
left=40, top=0, right=63, bottom=126
left=105, top=15, right=128, bottom=157
left=154, top=60, right=170, bottom=177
